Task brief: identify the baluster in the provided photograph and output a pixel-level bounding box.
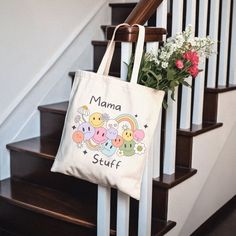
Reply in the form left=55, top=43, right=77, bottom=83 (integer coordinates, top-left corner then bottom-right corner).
left=116, top=42, right=132, bottom=236
left=192, top=0, right=209, bottom=125
left=180, top=0, right=196, bottom=129
left=138, top=145, right=154, bottom=236
left=163, top=0, right=183, bottom=175
left=218, top=0, right=232, bottom=86
left=97, top=186, right=111, bottom=236
left=152, top=0, right=167, bottom=178
left=229, top=0, right=236, bottom=85
left=207, top=0, right=220, bottom=88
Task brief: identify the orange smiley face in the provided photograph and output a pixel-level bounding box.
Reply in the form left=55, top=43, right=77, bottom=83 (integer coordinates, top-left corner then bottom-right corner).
left=72, top=131, right=84, bottom=143
left=112, top=135, right=124, bottom=148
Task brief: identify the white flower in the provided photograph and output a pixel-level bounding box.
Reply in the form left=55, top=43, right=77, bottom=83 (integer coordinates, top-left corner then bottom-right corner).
left=117, top=150, right=124, bottom=157
left=134, top=143, right=146, bottom=155
left=78, top=105, right=90, bottom=116
left=161, top=62, right=168, bottom=69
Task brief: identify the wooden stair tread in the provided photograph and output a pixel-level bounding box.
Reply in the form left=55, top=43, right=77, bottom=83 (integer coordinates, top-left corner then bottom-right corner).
left=205, top=84, right=236, bottom=93
left=154, top=167, right=197, bottom=189
left=7, top=137, right=59, bottom=160
left=0, top=178, right=176, bottom=235
left=0, top=178, right=98, bottom=230
left=177, top=122, right=223, bottom=137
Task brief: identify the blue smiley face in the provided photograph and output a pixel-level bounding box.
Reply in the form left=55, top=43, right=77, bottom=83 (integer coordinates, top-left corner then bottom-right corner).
left=101, top=140, right=117, bottom=157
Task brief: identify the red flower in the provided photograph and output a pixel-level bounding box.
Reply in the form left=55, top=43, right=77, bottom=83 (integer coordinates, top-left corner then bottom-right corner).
left=175, top=60, right=184, bottom=69
left=183, top=51, right=199, bottom=66
left=188, top=65, right=199, bottom=78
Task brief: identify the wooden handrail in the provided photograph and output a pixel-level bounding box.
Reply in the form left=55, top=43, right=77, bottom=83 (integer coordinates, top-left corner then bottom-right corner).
left=125, top=0, right=163, bottom=25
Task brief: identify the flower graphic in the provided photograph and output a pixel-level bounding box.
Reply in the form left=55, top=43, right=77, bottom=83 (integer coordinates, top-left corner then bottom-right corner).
left=117, top=150, right=124, bottom=157
left=134, top=143, right=146, bottom=155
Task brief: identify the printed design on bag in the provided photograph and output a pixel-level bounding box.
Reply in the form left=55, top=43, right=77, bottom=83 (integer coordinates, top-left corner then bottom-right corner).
left=72, top=105, right=146, bottom=157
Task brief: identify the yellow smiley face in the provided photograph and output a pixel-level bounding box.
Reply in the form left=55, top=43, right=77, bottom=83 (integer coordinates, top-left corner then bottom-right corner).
left=122, top=129, right=133, bottom=141
left=89, top=112, right=104, bottom=128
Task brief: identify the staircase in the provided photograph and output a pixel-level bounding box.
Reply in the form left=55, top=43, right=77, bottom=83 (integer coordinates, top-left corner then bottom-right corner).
left=1, top=1, right=236, bottom=236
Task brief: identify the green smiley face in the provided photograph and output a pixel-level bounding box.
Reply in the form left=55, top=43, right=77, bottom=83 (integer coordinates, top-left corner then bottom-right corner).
left=120, top=140, right=135, bottom=157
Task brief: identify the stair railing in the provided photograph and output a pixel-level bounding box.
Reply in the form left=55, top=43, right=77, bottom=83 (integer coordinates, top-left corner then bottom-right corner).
left=97, top=0, right=236, bottom=235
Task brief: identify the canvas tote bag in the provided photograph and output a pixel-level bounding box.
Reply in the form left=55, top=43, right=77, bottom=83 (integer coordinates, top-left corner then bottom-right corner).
left=51, top=24, right=164, bottom=200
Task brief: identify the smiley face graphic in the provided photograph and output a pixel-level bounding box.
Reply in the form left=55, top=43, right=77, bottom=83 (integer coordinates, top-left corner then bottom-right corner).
left=101, top=140, right=117, bottom=157
left=89, top=112, right=104, bottom=128
left=120, top=140, right=135, bottom=156
left=92, top=127, right=107, bottom=144
left=72, top=131, right=84, bottom=143
left=122, top=129, right=133, bottom=142
left=112, top=135, right=123, bottom=148
left=106, top=127, right=118, bottom=140
left=78, top=122, right=95, bottom=140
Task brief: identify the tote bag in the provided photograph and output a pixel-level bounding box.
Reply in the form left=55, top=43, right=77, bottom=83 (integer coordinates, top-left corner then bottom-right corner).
left=51, top=24, right=164, bottom=200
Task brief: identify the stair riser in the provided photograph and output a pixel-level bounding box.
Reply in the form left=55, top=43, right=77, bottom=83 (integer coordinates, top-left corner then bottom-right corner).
left=110, top=4, right=136, bottom=25
left=93, top=43, right=121, bottom=73
left=40, top=111, right=65, bottom=140
left=0, top=200, right=96, bottom=236
left=10, top=150, right=98, bottom=198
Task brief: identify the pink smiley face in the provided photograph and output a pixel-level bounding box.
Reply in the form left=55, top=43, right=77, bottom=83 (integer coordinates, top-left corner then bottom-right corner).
left=112, top=135, right=123, bottom=148
left=92, top=127, right=107, bottom=144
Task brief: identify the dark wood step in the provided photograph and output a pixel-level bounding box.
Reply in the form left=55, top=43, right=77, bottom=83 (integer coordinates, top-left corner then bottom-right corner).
left=0, top=178, right=98, bottom=236
left=92, top=40, right=121, bottom=73
left=7, top=137, right=97, bottom=198
left=0, top=178, right=175, bottom=236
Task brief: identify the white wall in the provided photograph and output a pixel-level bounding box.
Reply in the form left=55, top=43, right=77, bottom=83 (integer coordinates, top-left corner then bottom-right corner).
left=0, top=0, right=116, bottom=179
left=0, top=0, right=107, bottom=124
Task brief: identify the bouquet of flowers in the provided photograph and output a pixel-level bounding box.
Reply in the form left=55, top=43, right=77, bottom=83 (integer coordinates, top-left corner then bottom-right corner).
left=127, top=25, right=215, bottom=108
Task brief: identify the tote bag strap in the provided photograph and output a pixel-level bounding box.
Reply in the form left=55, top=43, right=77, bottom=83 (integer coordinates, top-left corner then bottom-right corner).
left=97, top=23, right=129, bottom=76
left=97, top=24, right=145, bottom=84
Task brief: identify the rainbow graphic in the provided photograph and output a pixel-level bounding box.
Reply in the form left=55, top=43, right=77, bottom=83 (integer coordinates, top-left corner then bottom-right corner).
left=115, top=114, right=138, bottom=131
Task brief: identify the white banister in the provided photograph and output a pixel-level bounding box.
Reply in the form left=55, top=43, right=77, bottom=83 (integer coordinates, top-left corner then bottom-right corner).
left=180, top=0, right=196, bottom=129
left=116, top=42, right=133, bottom=236
left=192, top=0, right=209, bottom=125
left=138, top=147, right=154, bottom=236
left=218, top=0, right=232, bottom=86
left=207, top=0, right=220, bottom=88
left=163, top=0, right=183, bottom=175
left=229, top=0, right=236, bottom=85
left=97, top=186, right=111, bottom=236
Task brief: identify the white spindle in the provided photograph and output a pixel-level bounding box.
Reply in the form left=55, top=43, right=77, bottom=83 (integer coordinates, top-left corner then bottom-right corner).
left=229, top=0, right=236, bottom=85
left=146, top=41, right=163, bottom=178
left=138, top=147, right=154, bottom=236
left=207, top=0, right=220, bottom=88
left=116, top=42, right=133, bottom=236
left=218, top=0, right=232, bottom=86
left=156, top=0, right=168, bottom=34
left=192, top=0, right=209, bottom=125
left=163, top=0, right=183, bottom=175
left=180, top=0, right=196, bottom=129
left=97, top=186, right=111, bottom=236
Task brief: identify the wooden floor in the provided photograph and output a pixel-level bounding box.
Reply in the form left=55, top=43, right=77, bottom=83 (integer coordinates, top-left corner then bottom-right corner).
left=192, top=196, right=236, bottom=236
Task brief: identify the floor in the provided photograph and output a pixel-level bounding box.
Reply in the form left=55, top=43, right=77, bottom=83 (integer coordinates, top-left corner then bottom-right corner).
left=192, top=196, right=236, bottom=236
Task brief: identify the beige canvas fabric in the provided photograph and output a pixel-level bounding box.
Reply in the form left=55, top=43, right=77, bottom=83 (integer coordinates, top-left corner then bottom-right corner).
left=51, top=24, right=164, bottom=200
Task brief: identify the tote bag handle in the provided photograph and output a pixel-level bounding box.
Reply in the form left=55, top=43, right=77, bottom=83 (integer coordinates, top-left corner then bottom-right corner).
left=97, top=23, right=145, bottom=84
